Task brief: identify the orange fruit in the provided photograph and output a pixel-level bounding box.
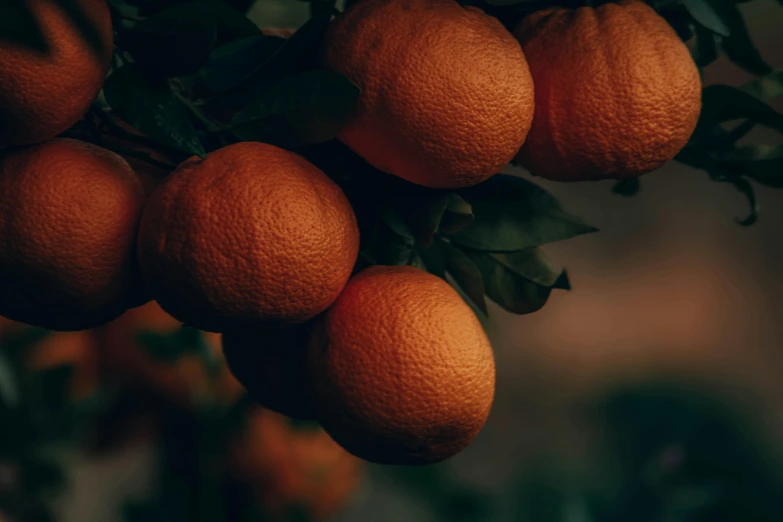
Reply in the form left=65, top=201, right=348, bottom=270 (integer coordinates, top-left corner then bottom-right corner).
left=222, top=322, right=318, bottom=420
left=323, top=0, right=534, bottom=189
left=137, top=142, right=360, bottom=333
left=0, top=138, right=147, bottom=331
left=96, top=301, right=243, bottom=409
left=512, top=0, right=701, bottom=181
left=0, top=0, right=113, bottom=147
left=309, top=265, right=496, bottom=465
left=227, top=407, right=362, bottom=520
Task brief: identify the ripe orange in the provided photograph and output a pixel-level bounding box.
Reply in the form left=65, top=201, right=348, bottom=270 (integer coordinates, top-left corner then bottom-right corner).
left=309, top=265, right=496, bottom=465
left=0, top=139, right=147, bottom=331
left=323, top=0, right=534, bottom=189
left=221, top=323, right=318, bottom=420
left=137, top=142, right=360, bottom=333
left=96, top=301, right=243, bottom=409
left=513, top=0, right=701, bottom=181
left=226, top=407, right=362, bottom=520
left=0, top=0, right=113, bottom=147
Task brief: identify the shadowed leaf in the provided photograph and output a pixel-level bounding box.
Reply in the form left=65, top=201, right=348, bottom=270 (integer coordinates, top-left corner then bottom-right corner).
left=103, top=63, right=206, bottom=157
left=450, top=174, right=597, bottom=252
left=437, top=241, right=488, bottom=315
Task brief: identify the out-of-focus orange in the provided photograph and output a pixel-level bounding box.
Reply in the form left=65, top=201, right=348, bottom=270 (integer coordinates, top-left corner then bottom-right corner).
left=226, top=407, right=362, bottom=520
left=95, top=301, right=243, bottom=410
left=0, top=316, right=98, bottom=400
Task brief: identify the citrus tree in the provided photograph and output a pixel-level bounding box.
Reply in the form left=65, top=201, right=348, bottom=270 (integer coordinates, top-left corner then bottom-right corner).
left=0, top=0, right=781, bottom=520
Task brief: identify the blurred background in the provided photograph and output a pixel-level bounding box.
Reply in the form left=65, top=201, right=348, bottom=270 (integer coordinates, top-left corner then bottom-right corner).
left=1, top=1, right=782, bottom=521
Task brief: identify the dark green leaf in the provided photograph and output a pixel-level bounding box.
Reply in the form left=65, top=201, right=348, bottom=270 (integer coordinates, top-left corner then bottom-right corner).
left=191, top=0, right=260, bottom=44
left=199, top=35, right=287, bottom=93
left=231, top=70, right=359, bottom=145
left=135, top=327, right=201, bottom=363
left=713, top=174, right=759, bottom=226
left=486, top=248, right=562, bottom=288
left=120, top=3, right=217, bottom=77
left=221, top=12, right=333, bottom=108
left=0, top=352, right=19, bottom=408
left=612, top=178, right=641, bottom=197
left=361, top=217, right=414, bottom=266
left=683, top=0, right=730, bottom=37
left=232, top=70, right=355, bottom=126
left=21, top=453, right=66, bottom=495
left=437, top=241, right=488, bottom=315
left=439, top=194, right=475, bottom=235
left=723, top=145, right=783, bottom=188
left=465, top=250, right=553, bottom=315
left=698, top=84, right=783, bottom=134
left=37, top=364, right=73, bottom=412
left=103, top=63, right=206, bottom=157
left=415, top=243, right=447, bottom=279
left=692, top=24, right=719, bottom=68
left=451, top=174, right=597, bottom=252
left=0, top=0, right=47, bottom=51
left=402, top=191, right=474, bottom=246
left=740, top=70, right=783, bottom=102
left=553, top=270, right=571, bottom=291
left=716, top=5, right=772, bottom=76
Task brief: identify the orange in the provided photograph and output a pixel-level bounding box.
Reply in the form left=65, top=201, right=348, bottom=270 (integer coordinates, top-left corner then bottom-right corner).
left=323, top=0, right=534, bottom=189
left=226, top=407, right=362, bottom=520
left=96, top=301, right=243, bottom=409
left=137, top=142, right=360, bottom=333
left=0, top=0, right=113, bottom=147
left=221, top=322, right=318, bottom=420
left=309, top=265, right=496, bottom=465
left=0, top=138, right=147, bottom=331
left=513, top=0, right=701, bottom=181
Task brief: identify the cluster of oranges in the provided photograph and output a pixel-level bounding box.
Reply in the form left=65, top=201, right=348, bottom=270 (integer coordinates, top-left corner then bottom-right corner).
left=0, top=0, right=700, bottom=475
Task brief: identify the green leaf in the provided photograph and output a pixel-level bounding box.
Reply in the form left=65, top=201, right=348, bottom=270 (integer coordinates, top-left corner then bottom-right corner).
left=450, top=174, right=597, bottom=252
left=414, top=243, right=447, bottom=279
left=698, top=84, right=783, bottom=134
left=553, top=270, right=571, bottom=291
left=683, top=0, right=730, bottom=37
left=135, top=327, right=202, bottom=363
left=119, top=2, right=217, bottom=77
left=612, top=178, right=641, bottom=197
left=692, top=24, right=719, bottom=68
left=723, top=145, right=783, bottom=188
left=740, top=70, right=783, bottom=103
left=486, top=248, right=562, bottom=288
left=0, top=352, right=19, bottom=408
left=190, top=0, right=260, bottom=44
left=439, top=194, right=475, bottom=234
left=199, top=35, right=287, bottom=93
left=222, top=12, right=333, bottom=108
left=37, top=364, right=73, bottom=412
left=465, top=250, right=554, bottom=315
left=0, top=0, right=47, bottom=52
left=436, top=241, right=488, bottom=315
left=716, top=6, right=772, bottom=76
left=231, top=70, right=359, bottom=145
left=21, top=453, right=67, bottom=495
left=401, top=191, right=474, bottom=246
left=103, top=63, right=206, bottom=158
